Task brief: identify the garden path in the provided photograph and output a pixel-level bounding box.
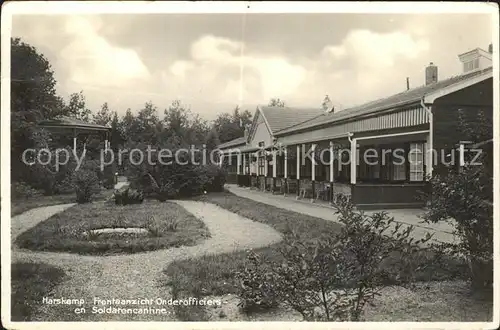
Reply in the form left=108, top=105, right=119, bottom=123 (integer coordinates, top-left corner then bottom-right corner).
left=11, top=201, right=282, bottom=321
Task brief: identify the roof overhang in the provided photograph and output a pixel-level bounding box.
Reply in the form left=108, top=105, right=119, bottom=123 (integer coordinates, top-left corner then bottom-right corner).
left=38, top=124, right=111, bottom=132
left=423, top=69, right=493, bottom=104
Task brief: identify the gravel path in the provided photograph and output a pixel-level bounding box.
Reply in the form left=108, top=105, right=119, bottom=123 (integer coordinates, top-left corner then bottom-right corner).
left=11, top=200, right=282, bottom=321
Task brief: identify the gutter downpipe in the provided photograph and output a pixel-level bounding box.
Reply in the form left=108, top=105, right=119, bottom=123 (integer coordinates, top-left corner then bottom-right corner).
left=421, top=98, right=433, bottom=178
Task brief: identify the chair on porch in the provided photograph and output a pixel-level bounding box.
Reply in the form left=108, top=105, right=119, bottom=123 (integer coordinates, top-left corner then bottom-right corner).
left=299, top=179, right=313, bottom=199
left=286, top=179, right=297, bottom=194
left=315, top=181, right=329, bottom=201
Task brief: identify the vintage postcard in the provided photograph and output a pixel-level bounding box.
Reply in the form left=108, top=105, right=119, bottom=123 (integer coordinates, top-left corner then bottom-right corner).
left=1, top=1, right=498, bottom=329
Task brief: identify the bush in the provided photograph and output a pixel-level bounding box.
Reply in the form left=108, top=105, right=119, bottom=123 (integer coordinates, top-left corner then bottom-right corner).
left=73, top=169, right=99, bottom=204
left=422, top=163, right=493, bottom=289
left=235, top=251, right=279, bottom=313
left=236, top=194, right=432, bottom=321
left=114, top=187, right=144, bottom=205
left=200, top=164, right=226, bottom=193
left=124, top=141, right=227, bottom=200
left=11, top=181, right=42, bottom=199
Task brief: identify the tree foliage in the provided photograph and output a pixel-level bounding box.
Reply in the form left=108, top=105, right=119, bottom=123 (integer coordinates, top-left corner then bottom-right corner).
left=213, top=106, right=252, bottom=144
left=268, top=98, right=285, bottom=107
left=11, top=38, right=64, bottom=181
left=65, top=91, right=92, bottom=121
left=93, top=102, right=113, bottom=126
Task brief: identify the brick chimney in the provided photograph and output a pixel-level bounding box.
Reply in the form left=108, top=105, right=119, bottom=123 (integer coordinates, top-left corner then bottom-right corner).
left=425, top=62, right=438, bottom=85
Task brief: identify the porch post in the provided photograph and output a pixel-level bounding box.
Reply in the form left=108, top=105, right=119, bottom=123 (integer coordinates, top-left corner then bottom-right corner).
left=264, top=152, right=268, bottom=177
left=296, top=145, right=301, bottom=198
left=284, top=146, right=288, bottom=196
left=237, top=153, right=241, bottom=175
left=243, top=153, right=247, bottom=174
left=311, top=144, right=316, bottom=202
left=73, top=128, right=77, bottom=153
left=425, top=132, right=433, bottom=178
left=350, top=138, right=357, bottom=184
left=256, top=152, right=260, bottom=175
left=272, top=150, right=277, bottom=193
left=104, top=130, right=109, bottom=152
left=329, top=141, right=334, bottom=203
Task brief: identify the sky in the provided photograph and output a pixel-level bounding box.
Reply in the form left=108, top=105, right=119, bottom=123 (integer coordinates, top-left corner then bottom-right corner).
left=11, top=11, right=494, bottom=121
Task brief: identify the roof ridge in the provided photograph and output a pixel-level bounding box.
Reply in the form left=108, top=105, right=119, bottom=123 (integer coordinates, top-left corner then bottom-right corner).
left=274, top=113, right=327, bottom=133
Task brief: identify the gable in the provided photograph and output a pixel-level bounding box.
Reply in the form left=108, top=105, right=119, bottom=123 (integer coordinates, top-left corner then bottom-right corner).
left=247, top=109, right=273, bottom=148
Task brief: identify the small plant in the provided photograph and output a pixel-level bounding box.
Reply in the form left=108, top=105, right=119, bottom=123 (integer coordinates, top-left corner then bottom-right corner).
left=236, top=194, right=432, bottom=321
left=145, top=214, right=163, bottom=237
left=83, top=228, right=102, bottom=241
left=165, top=215, right=179, bottom=232
left=235, top=250, right=279, bottom=313
left=114, top=187, right=144, bottom=205
left=73, top=169, right=99, bottom=203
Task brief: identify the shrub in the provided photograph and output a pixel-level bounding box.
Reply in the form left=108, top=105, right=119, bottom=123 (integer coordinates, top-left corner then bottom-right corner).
left=421, top=163, right=493, bottom=289
left=125, top=142, right=227, bottom=200
left=114, top=187, right=144, bottom=205
left=236, top=193, right=432, bottom=321
left=11, top=181, right=42, bottom=199
left=235, top=250, right=279, bottom=313
left=73, top=169, right=99, bottom=203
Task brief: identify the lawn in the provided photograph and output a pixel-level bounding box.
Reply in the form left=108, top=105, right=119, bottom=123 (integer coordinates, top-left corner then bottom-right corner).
left=11, top=189, right=114, bottom=216
left=15, top=200, right=210, bottom=255
left=11, top=262, right=66, bottom=321
left=165, top=191, right=466, bottom=321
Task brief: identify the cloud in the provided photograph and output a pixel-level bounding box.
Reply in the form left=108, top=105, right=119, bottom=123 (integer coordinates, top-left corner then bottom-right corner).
left=322, top=29, right=430, bottom=70
left=60, top=16, right=150, bottom=88
left=166, top=34, right=307, bottom=104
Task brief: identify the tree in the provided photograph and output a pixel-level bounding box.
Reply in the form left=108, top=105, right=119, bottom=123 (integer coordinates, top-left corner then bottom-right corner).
left=213, top=105, right=253, bottom=143
left=205, top=128, right=221, bottom=152
left=65, top=91, right=92, bottom=121
left=93, top=102, right=113, bottom=126
left=120, top=108, right=136, bottom=141
left=164, top=100, right=190, bottom=140
left=109, top=111, right=124, bottom=151
left=11, top=38, right=63, bottom=181
left=268, top=98, right=285, bottom=107
left=163, top=100, right=209, bottom=146
left=135, top=101, right=160, bottom=143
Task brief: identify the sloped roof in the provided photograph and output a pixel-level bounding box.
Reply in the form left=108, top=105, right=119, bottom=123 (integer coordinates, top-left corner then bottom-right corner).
left=258, top=106, right=325, bottom=134
left=38, top=116, right=110, bottom=130
left=277, top=66, right=493, bottom=136
left=217, top=136, right=247, bottom=149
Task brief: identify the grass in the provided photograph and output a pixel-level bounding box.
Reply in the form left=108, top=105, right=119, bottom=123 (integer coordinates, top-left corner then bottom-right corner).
left=15, top=200, right=210, bottom=255
left=11, top=262, right=66, bottom=321
left=165, top=191, right=467, bottom=321
left=11, top=189, right=114, bottom=216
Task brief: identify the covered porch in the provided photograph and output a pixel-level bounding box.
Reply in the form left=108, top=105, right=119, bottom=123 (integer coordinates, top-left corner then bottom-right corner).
left=229, top=128, right=431, bottom=209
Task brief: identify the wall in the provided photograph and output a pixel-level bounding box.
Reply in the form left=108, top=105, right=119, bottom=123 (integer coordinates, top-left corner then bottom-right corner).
left=249, top=111, right=273, bottom=147
left=432, top=77, right=493, bottom=170
left=352, top=183, right=428, bottom=209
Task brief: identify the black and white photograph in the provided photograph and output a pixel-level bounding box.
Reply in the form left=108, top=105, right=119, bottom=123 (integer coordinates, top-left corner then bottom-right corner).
left=1, top=1, right=498, bottom=328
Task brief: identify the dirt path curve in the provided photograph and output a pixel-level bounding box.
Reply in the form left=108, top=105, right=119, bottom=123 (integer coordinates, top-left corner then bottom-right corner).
left=11, top=200, right=282, bottom=321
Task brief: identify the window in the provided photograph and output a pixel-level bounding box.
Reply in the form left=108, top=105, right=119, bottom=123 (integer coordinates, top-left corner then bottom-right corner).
left=258, top=155, right=264, bottom=175
left=463, top=59, right=480, bottom=72
left=258, top=141, right=265, bottom=148
left=409, top=143, right=425, bottom=181
left=392, top=150, right=406, bottom=181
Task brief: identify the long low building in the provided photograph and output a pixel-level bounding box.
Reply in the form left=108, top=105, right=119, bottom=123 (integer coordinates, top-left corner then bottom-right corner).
left=217, top=45, right=494, bottom=209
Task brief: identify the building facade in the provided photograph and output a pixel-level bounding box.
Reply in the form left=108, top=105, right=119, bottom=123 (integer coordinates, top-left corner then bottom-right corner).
left=218, top=45, right=494, bottom=209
